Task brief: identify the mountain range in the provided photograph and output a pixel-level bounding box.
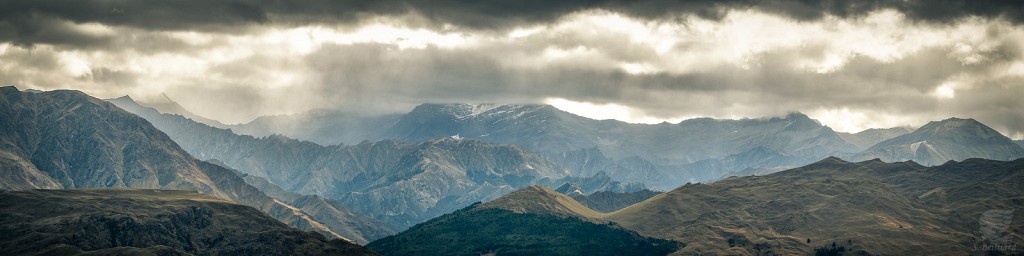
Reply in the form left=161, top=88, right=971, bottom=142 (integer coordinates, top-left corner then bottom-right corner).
left=3, top=86, right=1024, bottom=254
left=106, top=90, right=1024, bottom=234
left=0, top=188, right=375, bottom=255
left=225, top=104, right=869, bottom=189
left=851, top=118, right=1024, bottom=165
left=108, top=96, right=592, bottom=231
left=221, top=103, right=1024, bottom=190
left=0, top=87, right=387, bottom=244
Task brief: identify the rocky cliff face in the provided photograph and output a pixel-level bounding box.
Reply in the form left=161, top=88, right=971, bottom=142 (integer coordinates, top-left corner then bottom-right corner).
left=0, top=189, right=376, bottom=256
left=0, top=87, right=379, bottom=243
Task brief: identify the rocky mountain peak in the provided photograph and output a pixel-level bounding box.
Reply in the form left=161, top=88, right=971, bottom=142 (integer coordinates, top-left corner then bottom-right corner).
left=555, top=182, right=586, bottom=197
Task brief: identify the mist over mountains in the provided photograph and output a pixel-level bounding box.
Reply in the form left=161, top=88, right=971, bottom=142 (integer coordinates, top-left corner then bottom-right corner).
left=3, top=86, right=1023, bottom=255
left=101, top=89, right=1024, bottom=235
left=190, top=100, right=1023, bottom=187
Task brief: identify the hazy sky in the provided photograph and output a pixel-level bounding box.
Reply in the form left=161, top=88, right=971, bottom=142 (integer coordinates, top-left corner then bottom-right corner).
left=2, top=1, right=1024, bottom=138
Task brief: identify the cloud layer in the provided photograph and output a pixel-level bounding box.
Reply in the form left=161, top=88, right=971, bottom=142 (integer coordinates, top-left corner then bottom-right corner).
left=2, top=1, right=1023, bottom=138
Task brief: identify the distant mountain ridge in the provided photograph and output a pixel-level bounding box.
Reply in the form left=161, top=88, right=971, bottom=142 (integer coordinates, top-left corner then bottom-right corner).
left=228, top=103, right=866, bottom=189
left=125, top=94, right=228, bottom=128
left=852, top=118, right=1024, bottom=165
left=155, top=99, right=1023, bottom=190
left=838, top=127, right=915, bottom=150
left=554, top=183, right=661, bottom=213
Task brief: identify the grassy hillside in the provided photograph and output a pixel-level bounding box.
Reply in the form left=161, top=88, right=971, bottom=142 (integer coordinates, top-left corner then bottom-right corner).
left=0, top=189, right=376, bottom=256
left=366, top=205, right=680, bottom=256
left=605, top=157, right=1024, bottom=255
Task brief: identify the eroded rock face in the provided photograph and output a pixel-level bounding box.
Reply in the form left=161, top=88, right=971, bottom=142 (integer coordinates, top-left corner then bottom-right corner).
left=0, top=189, right=377, bottom=256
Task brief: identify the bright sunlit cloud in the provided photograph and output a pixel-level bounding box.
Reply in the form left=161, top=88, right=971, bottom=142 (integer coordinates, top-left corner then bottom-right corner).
left=545, top=98, right=689, bottom=124
left=2, top=6, right=1023, bottom=136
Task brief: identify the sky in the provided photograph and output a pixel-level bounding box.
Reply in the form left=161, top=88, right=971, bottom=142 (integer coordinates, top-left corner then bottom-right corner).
left=2, top=1, right=1024, bottom=138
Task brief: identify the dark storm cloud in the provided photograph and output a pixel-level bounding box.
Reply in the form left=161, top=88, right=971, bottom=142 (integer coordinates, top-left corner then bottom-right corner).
left=4, top=0, right=1024, bottom=48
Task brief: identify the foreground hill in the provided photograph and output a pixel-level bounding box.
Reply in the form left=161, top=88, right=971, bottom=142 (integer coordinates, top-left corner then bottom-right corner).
left=852, top=118, right=1024, bottom=165
left=837, top=127, right=914, bottom=150
left=0, top=87, right=383, bottom=243
left=0, top=189, right=375, bottom=256
left=477, top=185, right=603, bottom=219
left=366, top=186, right=681, bottom=256
left=605, top=157, right=1024, bottom=255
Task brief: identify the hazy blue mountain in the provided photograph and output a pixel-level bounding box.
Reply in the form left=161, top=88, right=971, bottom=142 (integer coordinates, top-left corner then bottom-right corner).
left=0, top=189, right=376, bottom=256
left=135, top=93, right=229, bottom=128
left=385, top=105, right=859, bottom=161
left=838, top=127, right=915, bottom=150
left=378, top=104, right=863, bottom=188
left=228, top=103, right=862, bottom=189
left=1015, top=139, right=1023, bottom=149
left=553, top=183, right=662, bottom=213
left=228, top=109, right=401, bottom=146
left=852, top=118, right=1024, bottom=165
left=0, top=87, right=380, bottom=243
left=108, top=97, right=578, bottom=230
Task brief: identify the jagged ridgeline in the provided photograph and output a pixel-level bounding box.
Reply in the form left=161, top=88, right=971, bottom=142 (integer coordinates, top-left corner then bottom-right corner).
left=0, top=87, right=389, bottom=245
left=109, top=92, right=1024, bottom=233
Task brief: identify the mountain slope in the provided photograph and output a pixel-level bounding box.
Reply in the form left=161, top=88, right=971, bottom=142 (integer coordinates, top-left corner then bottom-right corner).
left=366, top=187, right=681, bottom=256
left=134, top=94, right=228, bottom=128
left=852, top=118, right=1024, bottom=165
left=0, top=189, right=375, bottom=256
left=0, top=87, right=373, bottom=243
left=603, top=157, right=1024, bottom=255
